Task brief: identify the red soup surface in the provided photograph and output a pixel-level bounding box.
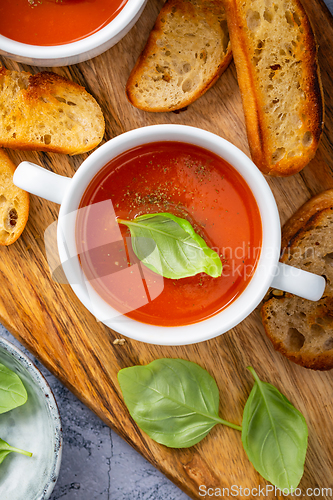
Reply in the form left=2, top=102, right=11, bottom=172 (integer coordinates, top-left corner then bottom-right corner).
left=0, top=0, right=128, bottom=46
left=76, top=142, right=262, bottom=327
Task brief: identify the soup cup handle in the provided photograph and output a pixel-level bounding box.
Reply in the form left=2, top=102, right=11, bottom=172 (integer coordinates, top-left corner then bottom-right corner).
left=271, top=262, right=326, bottom=301
left=13, top=161, right=71, bottom=205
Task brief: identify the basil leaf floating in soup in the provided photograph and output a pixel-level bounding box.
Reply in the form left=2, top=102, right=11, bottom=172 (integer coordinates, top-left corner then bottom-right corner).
left=0, top=363, right=28, bottom=414
left=118, top=212, right=222, bottom=279
left=118, top=358, right=241, bottom=449
left=242, top=367, right=308, bottom=491
left=0, top=438, right=32, bottom=464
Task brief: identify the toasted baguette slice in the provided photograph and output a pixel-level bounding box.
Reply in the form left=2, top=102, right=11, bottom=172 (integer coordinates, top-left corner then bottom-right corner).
left=261, top=190, right=333, bottom=370
left=126, top=0, right=232, bottom=112
left=223, top=0, right=324, bottom=176
left=0, top=149, right=29, bottom=246
left=0, top=67, right=105, bottom=155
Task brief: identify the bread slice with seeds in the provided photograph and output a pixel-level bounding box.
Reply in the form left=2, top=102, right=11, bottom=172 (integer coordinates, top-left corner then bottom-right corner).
left=0, top=148, right=29, bottom=246
left=261, top=190, right=333, bottom=370
left=223, top=0, right=324, bottom=176
left=0, top=66, right=105, bottom=155
left=126, top=0, right=232, bottom=112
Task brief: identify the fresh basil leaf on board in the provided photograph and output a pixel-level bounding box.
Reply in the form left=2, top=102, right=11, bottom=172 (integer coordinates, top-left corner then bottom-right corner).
left=118, top=358, right=241, bottom=448
left=0, top=362, right=28, bottom=414
left=0, top=438, right=32, bottom=464
left=118, top=212, right=222, bottom=279
left=242, top=367, right=308, bottom=491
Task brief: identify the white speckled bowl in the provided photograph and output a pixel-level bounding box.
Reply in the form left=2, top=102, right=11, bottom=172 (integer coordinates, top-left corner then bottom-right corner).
left=0, top=336, right=62, bottom=500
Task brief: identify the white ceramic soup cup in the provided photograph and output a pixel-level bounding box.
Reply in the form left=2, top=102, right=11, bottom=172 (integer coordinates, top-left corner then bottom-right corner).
left=0, top=0, right=147, bottom=66
left=14, top=125, right=325, bottom=345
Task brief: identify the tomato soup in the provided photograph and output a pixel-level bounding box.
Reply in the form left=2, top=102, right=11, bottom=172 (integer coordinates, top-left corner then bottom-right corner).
left=0, top=0, right=128, bottom=46
left=76, top=142, right=262, bottom=327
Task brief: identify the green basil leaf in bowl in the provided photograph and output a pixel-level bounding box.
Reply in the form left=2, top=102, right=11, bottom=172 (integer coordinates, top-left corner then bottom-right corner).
left=118, top=212, right=222, bottom=279
left=0, top=438, right=32, bottom=464
left=118, top=358, right=240, bottom=448
left=0, top=362, right=28, bottom=414
left=242, top=367, right=308, bottom=491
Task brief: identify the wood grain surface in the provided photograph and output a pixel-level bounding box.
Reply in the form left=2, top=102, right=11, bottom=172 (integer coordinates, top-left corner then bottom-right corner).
left=1, top=0, right=333, bottom=498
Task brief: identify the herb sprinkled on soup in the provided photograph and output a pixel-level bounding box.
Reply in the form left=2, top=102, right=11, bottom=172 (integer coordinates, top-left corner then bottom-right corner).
left=76, top=142, right=262, bottom=327
left=0, top=0, right=128, bottom=46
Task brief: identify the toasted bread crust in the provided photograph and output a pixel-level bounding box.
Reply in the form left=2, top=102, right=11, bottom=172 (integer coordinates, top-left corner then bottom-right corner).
left=126, top=0, right=232, bottom=112
left=0, top=148, right=29, bottom=246
left=261, top=190, right=333, bottom=370
left=0, top=67, right=105, bottom=155
left=223, top=0, right=324, bottom=176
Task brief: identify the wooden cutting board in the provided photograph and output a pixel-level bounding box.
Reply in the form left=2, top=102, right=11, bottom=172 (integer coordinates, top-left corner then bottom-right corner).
left=1, top=0, right=333, bottom=498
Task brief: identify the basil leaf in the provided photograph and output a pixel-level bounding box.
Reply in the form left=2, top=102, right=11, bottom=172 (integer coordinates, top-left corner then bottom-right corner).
left=0, top=438, right=32, bottom=464
left=0, top=363, right=28, bottom=414
left=118, top=213, right=222, bottom=279
left=242, top=367, right=308, bottom=491
left=118, top=358, right=241, bottom=448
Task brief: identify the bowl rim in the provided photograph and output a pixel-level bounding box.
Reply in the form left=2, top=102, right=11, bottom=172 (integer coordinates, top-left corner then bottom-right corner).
left=0, top=0, right=147, bottom=59
left=57, top=124, right=281, bottom=345
left=0, top=335, right=62, bottom=500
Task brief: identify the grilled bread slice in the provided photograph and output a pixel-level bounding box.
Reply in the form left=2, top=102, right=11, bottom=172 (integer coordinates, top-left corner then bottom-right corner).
left=0, top=66, right=105, bottom=155
left=261, top=190, right=333, bottom=370
left=0, top=148, right=29, bottom=246
left=223, top=0, right=324, bottom=176
left=126, top=0, right=232, bottom=112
